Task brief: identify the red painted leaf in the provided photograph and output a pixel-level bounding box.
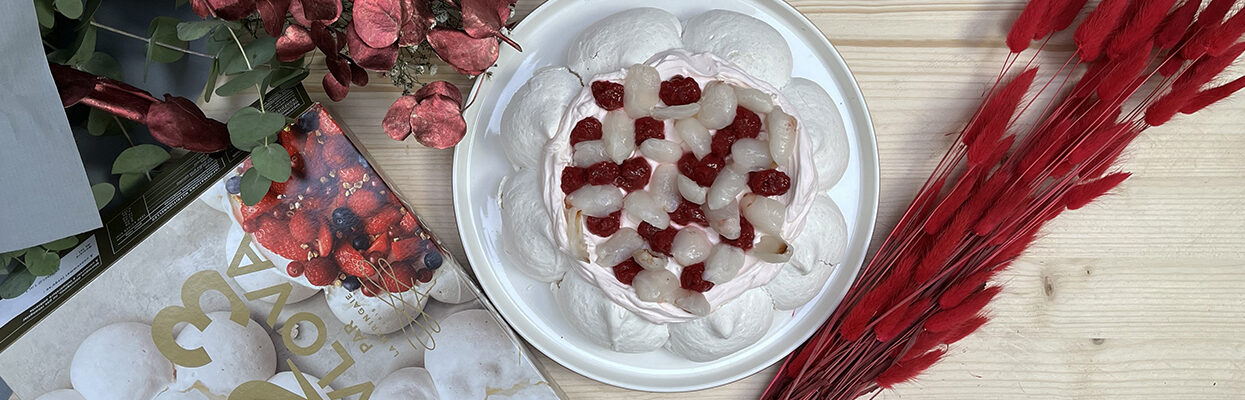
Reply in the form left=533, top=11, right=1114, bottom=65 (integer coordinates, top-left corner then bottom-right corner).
left=413, top=81, right=463, bottom=105
left=352, top=0, right=401, bottom=48
left=47, top=63, right=96, bottom=107
left=310, top=22, right=338, bottom=56
left=350, top=63, right=369, bottom=87
left=326, top=55, right=352, bottom=86
left=398, top=0, right=434, bottom=46
left=322, top=73, right=348, bottom=101
left=299, top=0, right=340, bottom=22
left=427, top=28, right=499, bottom=76
left=256, top=0, right=291, bottom=38
left=459, top=0, right=521, bottom=50
left=276, top=25, right=315, bottom=62
left=204, top=0, right=256, bottom=20
left=383, top=95, right=418, bottom=140
left=146, top=95, right=230, bottom=152
left=410, top=94, right=466, bottom=149
left=345, top=26, right=399, bottom=71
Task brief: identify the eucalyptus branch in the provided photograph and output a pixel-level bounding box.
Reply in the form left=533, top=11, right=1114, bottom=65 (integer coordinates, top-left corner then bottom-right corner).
left=89, top=21, right=216, bottom=60
left=225, top=27, right=253, bottom=70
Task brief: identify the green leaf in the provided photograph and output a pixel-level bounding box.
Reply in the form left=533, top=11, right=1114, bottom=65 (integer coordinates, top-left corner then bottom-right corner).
left=67, top=25, right=97, bottom=67
left=112, top=144, right=170, bottom=174
left=177, top=20, right=220, bottom=41
left=239, top=167, right=272, bottom=206
left=227, top=107, right=287, bottom=150
left=118, top=173, right=148, bottom=197
left=92, top=183, right=114, bottom=210
left=221, top=34, right=277, bottom=74
left=46, top=49, right=74, bottom=64
left=42, top=236, right=79, bottom=251
left=215, top=69, right=270, bottom=97
left=34, top=0, right=55, bottom=29
left=24, top=249, right=60, bottom=276
left=205, top=27, right=234, bottom=56
left=0, top=270, right=36, bottom=299
left=147, top=16, right=188, bottom=63
left=78, top=52, right=123, bottom=80
left=87, top=108, right=128, bottom=136
left=54, top=0, right=83, bottom=19
left=250, top=143, right=292, bottom=183
left=266, top=65, right=309, bottom=90
left=203, top=59, right=220, bottom=103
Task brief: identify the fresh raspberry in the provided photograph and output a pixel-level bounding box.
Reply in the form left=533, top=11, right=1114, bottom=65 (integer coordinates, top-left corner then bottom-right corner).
left=366, top=232, right=391, bottom=254
left=613, top=259, right=643, bottom=285
left=253, top=218, right=313, bottom=261
left=279, top=128, right=305, bottom=173
left=585, top=210, right=621, bottom=237
left=239, top=193, right=281, bottom=232
left=670, top=199, right=708, bottom=226
left=710, top=129, right=739, bottom=157
left=334, top=244, right=377, bottom=278
left=561, top=167, right=587, bottom=194
left=586, top=161, right=619, bottom=186
left=360, top=280, right=381, bottom=297
left=614, top=158, right=651, bottom=192
left=322, top=136, right=354, bottom=168
left=680, top=263, right=715, bottom=292
left=721, top=218, right=755, bottom=250
left=303, top=258, right=339, bottom=286
left=381, top=261, right=419, bottom=292
left=415, top=268, right=435, bottom=283
left=287, top=211, right=316, bottom=243
left=365, top=206, right=403, bottom=235
left=286, top=260, right=306, bottom=278
left=748, top=169, right=792, bottom=196
left=570, top=117, right=603, bottom=145
left=316, top=224, right=333, bottom=257
left=723, top=106, right=762, bottom=139
left=634, top=117, right=665, bottom=144
left=640, top=224, right=678, bottom=256
left=391, top=238, right=423, bottom=261
left=659, top=75, right=701, bottom=105
left=591, top=81, right=625, bottom=110
left=347, top=190, right=383, bottom=217
left=398, top=209, right=420, bottom=234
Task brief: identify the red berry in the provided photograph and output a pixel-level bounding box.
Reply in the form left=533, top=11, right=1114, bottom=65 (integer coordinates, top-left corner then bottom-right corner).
left=644, top=225, right=679, bottom=256
left=614, top=158, right=651, bottom=192
left=360, top=280, right=381, bottom=297
left=637, top=221, right=662, bottom=239
left=286, top=260, right=306, bottom=277
left=381, top=261, right=419, bottom=292
left=723, top=106, right=762, bottom=139
left=303, top=258, right=339, bottom=286
left=398, top=209, right=420, bottom=233
left=339, top=165, right=366, bottom=184
left=365, top=206, right=403, bottom=235
left=335, top=245, right=377, bottom=278
left=391, top=238, right=423, bottom=261
left=634, top=117, right=665, bottom=144
left=680, top=263, right=715, bottom=292
left=659, top=75, right=701, bottom=105
left=346, top=190, right=383, bottom=217
left=591, top=81, right=625, bottom=110
left=585, top=211, right=621, bottom=237
left=710, top=129, right=739, bottom=157
left=677, top=153, right=698, bottom=177
left=322, top=136, right=354, bottom=168
left=586, top=161, right=620, bottom=186
left=289, top=212, right=318, bottom=243
left=415, top=268, right=435, bottom=283
left=691, top=154, right=726, bottom=187
left=561, top=167, right=587, bottom=194
left=721, top=218, right=755, bottom=250
left=748, top=169, right=792, bottom=196
left=367, top=232, right=391, bottom=254
left=670, top=199, right=708, bottom=226
left=570, top=117, right=603, bottom=145
left=612, top=259, right=643, bottom=285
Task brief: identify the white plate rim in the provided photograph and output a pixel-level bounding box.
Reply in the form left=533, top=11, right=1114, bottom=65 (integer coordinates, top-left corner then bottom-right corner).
left=452, top=0, right=880, bottom=392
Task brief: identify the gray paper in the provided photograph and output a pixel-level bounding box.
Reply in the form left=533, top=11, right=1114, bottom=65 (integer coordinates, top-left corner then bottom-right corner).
left=0, top=1, right=103, bottom=252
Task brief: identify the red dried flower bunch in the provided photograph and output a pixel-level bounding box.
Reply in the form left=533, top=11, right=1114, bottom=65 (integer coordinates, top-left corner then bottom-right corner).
left=764, top=1, right=1245, bottom=398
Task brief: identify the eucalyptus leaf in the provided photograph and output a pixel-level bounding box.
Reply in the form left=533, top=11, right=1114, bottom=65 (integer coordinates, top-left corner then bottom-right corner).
left=215, top=69, right=270, bottom=97
left=203, top=59, right=220, bottom=102
left=46, top=49, right=73, bottom=64
left=34, top=0, right=55, bottom=29
left=266, top=66, right=309, bottom=90
left=0, top=270, right=36, bottom=299
left=42, top=236, right=79, bottom=251
left=87, top=108, right=126, bottom=136
left=221, top=34, right=277, bottom=74
left=24, top=249, right=60, bottom=276
left=228, top=108, right=287, bottom=150
left=147, top=16, right=188, bottom=63
left=54, top=0, right=83, bottom=19
left=239, top=167, right=272, bottom=206
left=251, top=143, right=291, bottom=183
left=79, top=52, right=122, bottom=80
left=112, top=144, right=170, bottom=174
left=1, top=249, right=27, bottom=260
left=67, top=25, right=97, bottom=67
left=91, top=183, right=114, bottom=210
left=119, top=173, right=148, bottom=197
left=177, top=20, right=220, bottom=41
left=205, top=27, right=233, bottom=56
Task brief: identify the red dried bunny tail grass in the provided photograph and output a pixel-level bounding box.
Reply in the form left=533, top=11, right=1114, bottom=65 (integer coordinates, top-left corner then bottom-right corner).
left=1174, top=42, right=1245, bottom=91
left=1180, top=0, right=1238, bottom=59
left=1206, top=10, right=1245, bottom=56
left=1156, top=0, right=1200, bottom=50
left=900, top=330, right=948, bottom=361
left=1106, top=0, right=1179, bottom=59
left=1009, top=0, right=1054, bottom=52
left=839, top=272, right=910, bottom=341
left=1065, top=172, right=1132, bottom=209
left=942, top=315, right=990, bottom=345
left=923, top=168, right=983, bottom=234
left=939, top=267, right=1005, bottom=309
left=925, top=286, right=1003, bottom=332
left=875, top=299, right=932, bottom=342
left=1145, top=86, right=1195, bottom=125
left=1098, top=40, right=1155, bottom=100
left=1073, top=0, right=1131, bottom=61
left=968, top=68, right=1038, bottom=166
left=875, top=349, right=946, bottom=389
left=1051, top=0, right=1091, bottom=32
left=1181, top=75, right=1245, bottom=113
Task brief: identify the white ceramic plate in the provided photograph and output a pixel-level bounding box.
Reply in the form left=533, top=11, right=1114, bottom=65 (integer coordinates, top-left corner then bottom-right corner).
left=452, top=0, right=879, bottom=392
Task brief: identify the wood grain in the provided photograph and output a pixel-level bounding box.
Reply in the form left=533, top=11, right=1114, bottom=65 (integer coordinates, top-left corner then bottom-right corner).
left=14, top=1, right=1238, bottom=399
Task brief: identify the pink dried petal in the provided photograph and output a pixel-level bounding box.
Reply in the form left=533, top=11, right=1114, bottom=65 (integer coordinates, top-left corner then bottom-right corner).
left=410, top=94, right=466, bottom=149
left=346, top=26, right=399, bottom=71
left=256, top=0, right=291, bottom=37
left=322, top=73, right=349, bottom=101
left=81, top=88, right=152, bottom=122
left=459, top=0, right=521, bottom=50
left=300, top=0, right=340, bottom=22
left=398, top=0, right=434, bottom=47
left=352, top=0, right=401, bottom=48
left=383, top=95, right=418, bottom=140
left=146, top=95, right=229, bottom=152
left=310, top=22, right=338, bottom=56
left=276, top=25, right=315, bottom=62
left=413, top=81, right=463, bottom=105
left=350, top=63, right=369, bottom=87
left=206, top=0, right=256, bottom=20
left=326, top=55, right=352, bottom=86
left=427, top=28, right=499, bottom=76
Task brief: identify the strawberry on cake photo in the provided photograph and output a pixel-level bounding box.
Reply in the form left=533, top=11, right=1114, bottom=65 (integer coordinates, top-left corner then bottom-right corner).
left=496, top=8, right=852, bottom=362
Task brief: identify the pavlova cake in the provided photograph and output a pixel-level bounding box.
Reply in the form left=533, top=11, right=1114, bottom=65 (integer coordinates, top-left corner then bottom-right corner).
left=498, top=8, right=851, bottom=361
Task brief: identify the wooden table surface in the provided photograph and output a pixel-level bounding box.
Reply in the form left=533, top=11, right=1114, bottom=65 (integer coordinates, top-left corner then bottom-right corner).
left=192, top=1, right=1245, bottom=399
